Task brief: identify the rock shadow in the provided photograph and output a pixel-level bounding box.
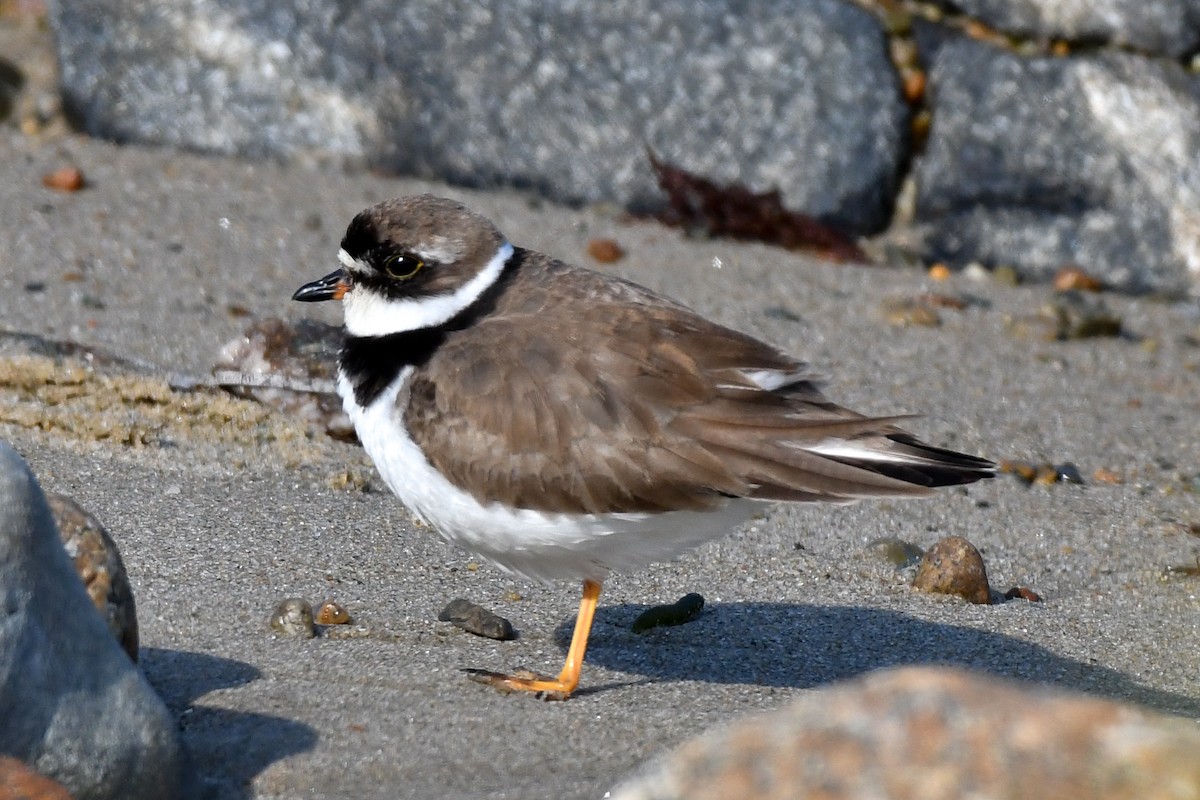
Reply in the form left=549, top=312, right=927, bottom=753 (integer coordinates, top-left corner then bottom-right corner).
left=553, top=602, right=1200, bottom=717
left=141, top=648, right=318, bottom=800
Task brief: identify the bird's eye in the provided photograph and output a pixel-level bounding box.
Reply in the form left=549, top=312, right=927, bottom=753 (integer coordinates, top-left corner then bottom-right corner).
left=382, top=254, right=424, bottom=280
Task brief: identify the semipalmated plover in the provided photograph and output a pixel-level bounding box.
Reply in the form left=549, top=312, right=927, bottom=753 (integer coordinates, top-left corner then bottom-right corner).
left=294, top=194, right=993, bottom=700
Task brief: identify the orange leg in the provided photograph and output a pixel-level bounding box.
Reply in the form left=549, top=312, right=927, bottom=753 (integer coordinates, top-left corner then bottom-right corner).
left=468, top=579, right=602, bottom=700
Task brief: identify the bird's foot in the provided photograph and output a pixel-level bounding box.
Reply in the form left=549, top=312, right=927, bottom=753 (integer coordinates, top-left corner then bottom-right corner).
left=465, top=668, right=575, bottom=701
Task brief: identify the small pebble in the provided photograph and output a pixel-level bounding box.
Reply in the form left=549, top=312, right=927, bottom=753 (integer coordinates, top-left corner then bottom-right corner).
left=999, top=459, right=1038, bottom=483
left=962, top=262, right=991, bottom=282
left=866, top=537, right=924, bottom=568
left=1055, top=463, right=1085, bottom=484
left=1003, top=586, right=1043, bottom=602
left=927, top=263, right=951, bottom=281
left=912, top=536, right=991, bottom=605
left=1092, top=467, right=1123, bottom=484
left=41, top=166, right=85, bottom=192
left=437, top=598, right=515, bottom=640
left=1053, top=265, right=1104, bottom=292
left=1001, top=460, right=1085, bottom=487
left=901, top=69, right=925, bottom=104
left=1000, top=459, right=1082, bottom=487
left=631, top=593, right=705, bottom=634
left=270, top=598, right=315, bottom=638
left=316, top=600, right=351, bottom=625
left=881, top=296, right=941, bottom=328
left=763, top=306, right=802, bottom=323
left=1032, top=464, right=1060, bottom=486
left=586, top=238, right=625, bottom=263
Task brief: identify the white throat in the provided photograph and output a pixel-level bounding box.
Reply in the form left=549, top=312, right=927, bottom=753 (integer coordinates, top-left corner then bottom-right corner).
left=341, top=241, right=513, bottom=337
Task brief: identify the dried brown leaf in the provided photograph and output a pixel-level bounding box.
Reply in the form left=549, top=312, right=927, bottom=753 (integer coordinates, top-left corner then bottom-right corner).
left=647, top=150, right=869, bottom=264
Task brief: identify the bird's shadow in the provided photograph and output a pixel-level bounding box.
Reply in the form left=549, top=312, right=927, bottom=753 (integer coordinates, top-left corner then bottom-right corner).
left=140, top=648, right=318, bottom=800
left=553, top=602, right=1200, bottom=717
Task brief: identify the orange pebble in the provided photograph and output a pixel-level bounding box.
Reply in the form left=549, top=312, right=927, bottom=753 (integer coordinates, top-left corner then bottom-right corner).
left=928, top=263, right=951, bottom=281
left=586, top=238, right=624, bottom=264
left=1053, top=265, right=1103, bottom=292
left=316, top=600, right=351, bottom=625
left=42, top=166, right=86, bottom=192
left=902, top=70, right=926, bottom=104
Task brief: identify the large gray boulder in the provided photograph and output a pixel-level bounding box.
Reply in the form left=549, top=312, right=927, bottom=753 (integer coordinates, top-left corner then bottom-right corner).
left=51, top=0, right=908, bottom=234
left=0, top=442, right=187, bottom=800
left=936, top=0, right=1200, bottom=58
left=914, top=37, right=1200, bottom=293
left=49, top=0, right=1200, bottom=291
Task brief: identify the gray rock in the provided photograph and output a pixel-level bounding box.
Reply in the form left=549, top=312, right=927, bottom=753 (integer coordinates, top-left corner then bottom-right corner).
left=611, top=666, right=1200, bottom=800
left=937, top=0, right=1200, bottom=58
left=52, top=0, right=908, bottom=234
left=915, top=38, right=1200, bottom=293
left=0, top=442, right=187, bottom=800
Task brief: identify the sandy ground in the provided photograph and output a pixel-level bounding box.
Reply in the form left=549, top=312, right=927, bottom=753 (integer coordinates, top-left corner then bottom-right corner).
left=2, top=126, right=1199, bottom=799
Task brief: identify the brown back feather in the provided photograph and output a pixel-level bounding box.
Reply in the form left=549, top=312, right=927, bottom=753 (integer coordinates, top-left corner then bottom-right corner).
left=403, top=252, right=990, bottom=514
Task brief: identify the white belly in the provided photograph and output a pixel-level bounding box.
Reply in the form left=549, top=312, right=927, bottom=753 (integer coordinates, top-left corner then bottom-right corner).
left=339, top=368, right=757, bottom=583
